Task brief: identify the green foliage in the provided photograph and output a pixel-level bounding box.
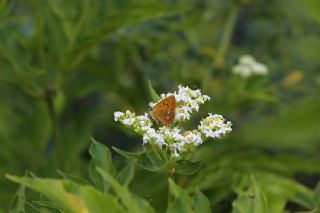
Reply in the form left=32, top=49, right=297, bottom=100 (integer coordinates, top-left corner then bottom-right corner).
left=232, top=175, right=268, bottom=213
left=1, top=0, right=320, bottom=212
left=89, top=138, right=116, bottom=193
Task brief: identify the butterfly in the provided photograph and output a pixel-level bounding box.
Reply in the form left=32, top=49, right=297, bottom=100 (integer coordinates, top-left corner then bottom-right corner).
left=149, top=95, right=176, bottom=126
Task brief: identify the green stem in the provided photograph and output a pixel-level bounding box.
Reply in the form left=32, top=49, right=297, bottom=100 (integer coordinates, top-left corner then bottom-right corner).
left=215, top=5, right=239, bottom=67
left=150, top=143, right=163, bottom=161
left=45, top=89, right=63, bottom=168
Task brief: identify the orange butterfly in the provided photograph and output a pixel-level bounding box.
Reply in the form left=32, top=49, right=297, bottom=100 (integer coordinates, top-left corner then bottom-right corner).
left=149, top=95, right=176, bottom=126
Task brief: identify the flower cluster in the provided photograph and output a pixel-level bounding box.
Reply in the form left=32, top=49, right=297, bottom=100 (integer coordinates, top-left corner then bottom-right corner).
left=114, top=85, right=232, bottom=158
left=232, top=55, right=269, bottom=78
left=150, top=85, right=211, bottom=122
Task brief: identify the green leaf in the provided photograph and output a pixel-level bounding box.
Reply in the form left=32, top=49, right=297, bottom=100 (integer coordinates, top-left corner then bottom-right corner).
left=113, top=147, right=167, bottom=172
left=232, top=175, right=268, bottom=213
left=314, top=181, right=320, bottom=206
left=236, top=98, right=320, bottom=149
left=79, top=186, right=126, bottom=213
left=9, top=184, right=25, bottom=213
left=6, top=174, right=126, bottom=213
left=253, top=171, right=316, bottom=210
left=112, top=146, right=141, bottom=160
left=175, top=160, right=202, bottom=176
left=147, top=79, right=161, bottom=102
left=97, top=167, right=156, bottom=213
left=89, top=138, right=116, bottom=193
left=295, top=207, right=320, bottom=213
left=192, top=190, right=211, bottom=213
left=167, top=178, right=193, bottom=213
left=6, top=174, right=83, bottom=212
left=57, top=170, right=91, bottom=186
left=294, top=0, right=320, bottom=22
left=116, top=160, right=136, bottom=187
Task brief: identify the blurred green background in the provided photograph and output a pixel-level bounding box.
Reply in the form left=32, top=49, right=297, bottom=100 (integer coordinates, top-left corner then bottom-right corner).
left=0, top=0, right=320, bottom=212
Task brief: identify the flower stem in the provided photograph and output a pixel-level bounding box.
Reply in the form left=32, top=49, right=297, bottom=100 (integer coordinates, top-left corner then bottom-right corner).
left=45, top=89, right=63, bottom=168
left=150, top=143, right=163, bottom=161
left=215, top=5, right=239, bottom=68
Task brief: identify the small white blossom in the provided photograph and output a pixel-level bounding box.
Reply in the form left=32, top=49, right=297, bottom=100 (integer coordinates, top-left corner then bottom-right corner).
left=239, top=55, right=256, bottom=65
left=114, top=85, right=232, bottom=159
left=233, top=54, right=269, bottom=78
left=114, top=111, right=124, bottom=121
left=198, top=113, right=232, bottom=139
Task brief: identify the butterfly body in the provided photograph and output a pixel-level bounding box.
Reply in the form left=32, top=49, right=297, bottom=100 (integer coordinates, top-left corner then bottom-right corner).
left=149, top=95, right=176, bottom=126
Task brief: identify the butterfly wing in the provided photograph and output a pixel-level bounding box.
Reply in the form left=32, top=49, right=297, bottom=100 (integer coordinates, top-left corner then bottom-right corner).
left=153, top=109, right=175, bottom=126
left=150, top=95, right=176, bottom=126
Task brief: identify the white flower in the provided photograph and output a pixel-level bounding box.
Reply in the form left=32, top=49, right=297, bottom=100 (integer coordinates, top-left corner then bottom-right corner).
left=198, top=113, right=232, bottom=139
left=184, top=131, right=203, bottom=146
left=114, top=111, right=124, bottom=121
left=233, top=54, right=269, bottom=78
left=252, top=62, right=268, bottom=75
left=239, top=55, right=256, bottom=65
left=114, top=85, right=232, bottom=159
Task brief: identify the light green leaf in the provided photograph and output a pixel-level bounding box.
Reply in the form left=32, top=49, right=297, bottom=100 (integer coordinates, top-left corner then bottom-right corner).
left=79, top=186, right=126, bottom=213
left=192, top=190, right=211, bottom=213
left=113, top=147, right=167, bottom=172
left=236, top=98, right=320, bottom=149
left=314, top=181, right=320, bottom=206
left=57, top=170, right=91, bottom=186
left=147, top=79, right=161, bottom=102
left=116, top=160, right=136, bottom=187
left=89, top=138, right=116, bottom=193
left=97, top=167, right=156, bottom=213
left=6, top=174, right=126, bottom=213
left=9, top=184, right=25, bottom=213
left=232, top=175, right=268, bottom=213
left=294, top=0, right=320, bottom=22
left=167, top=178, right=193, bottom=213
left=6, top=175, right=83, bottom=212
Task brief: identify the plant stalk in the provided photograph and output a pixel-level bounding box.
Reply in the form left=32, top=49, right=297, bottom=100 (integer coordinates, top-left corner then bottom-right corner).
left=215, top=5, right=239, bottom=68
left=45, top=89, right=63, bottom=168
